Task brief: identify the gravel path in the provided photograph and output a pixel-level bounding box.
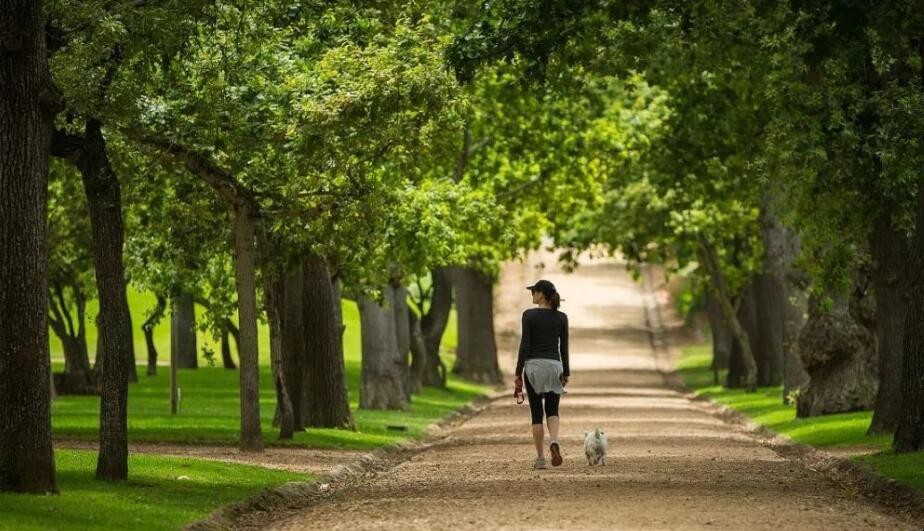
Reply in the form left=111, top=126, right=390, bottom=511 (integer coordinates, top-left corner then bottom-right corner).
left=266, top=252, right=914, bottom=531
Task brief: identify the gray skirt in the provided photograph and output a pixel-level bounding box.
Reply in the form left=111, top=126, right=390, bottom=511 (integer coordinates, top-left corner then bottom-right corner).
left=524, top=358, right=566, bottom=395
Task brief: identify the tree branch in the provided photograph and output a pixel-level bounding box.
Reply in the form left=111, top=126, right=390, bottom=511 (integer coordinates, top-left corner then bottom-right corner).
left=495, top=166, right=551, bottom=200
left=48, top=288, right=68, bottom=338
left=453, top=125, right=472, bottom=182
left=54, top=282, right=76, bottom=339
left=123, top=126, right=260, bottom=212
left=51, top=129, right=85, bottom=161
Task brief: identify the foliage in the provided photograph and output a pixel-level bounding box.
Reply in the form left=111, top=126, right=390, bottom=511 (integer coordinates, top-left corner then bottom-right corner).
left=757, top=1, right=924, bottom=295
left=449, top=0, right=924, bottom=303
left=47, top=159, right=96, bottom=308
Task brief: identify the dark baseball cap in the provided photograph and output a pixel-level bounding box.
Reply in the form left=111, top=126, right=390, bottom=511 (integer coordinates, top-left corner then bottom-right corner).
left=526, top=279, right=556, bottom=292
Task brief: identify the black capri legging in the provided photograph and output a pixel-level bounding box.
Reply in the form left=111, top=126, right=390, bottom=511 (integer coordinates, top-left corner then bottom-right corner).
left=525, top=374, right=560, bottom=425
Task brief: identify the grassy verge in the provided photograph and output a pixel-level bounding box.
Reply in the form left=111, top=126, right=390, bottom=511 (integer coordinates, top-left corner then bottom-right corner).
left=52, top=298, right=487, bottom=449
left=0, top=450, right=306, bottom=531
left=675, top=342, right=924, bottom=491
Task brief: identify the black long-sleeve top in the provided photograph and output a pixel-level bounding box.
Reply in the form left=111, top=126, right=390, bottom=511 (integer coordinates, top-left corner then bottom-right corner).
left=515, top=308, right=569, bottom=377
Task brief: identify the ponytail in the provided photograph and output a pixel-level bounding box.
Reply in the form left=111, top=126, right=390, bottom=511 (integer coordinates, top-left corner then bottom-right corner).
left=550, top=291, right=561, bottom=310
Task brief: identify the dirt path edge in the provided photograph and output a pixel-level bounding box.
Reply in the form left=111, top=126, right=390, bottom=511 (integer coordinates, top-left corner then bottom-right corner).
left=184, top=389, right=505, bottom=531
left=644, top=269, right=924, bottom=527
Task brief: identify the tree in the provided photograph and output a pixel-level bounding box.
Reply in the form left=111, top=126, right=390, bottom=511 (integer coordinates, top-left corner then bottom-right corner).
left=170, top=293, right=198, bottom=369
left=47, top=161, right=97, bottom=393
left=124, top=0, right=465, bottom=435
left=0, top=0, right=59, bottom=494
left=52, top=120, right=137, bottom=479
left=895, top=180, right=924, bottom=452
left=141, top=295, right=167, bottom=376
left=46, top=0, right=212, bottom=479
left=303, top=255, right=353, bottom=428
left=409, top=270, right=452, bottom=388
left=359, top=287, right=408, bottom=410
left=756, top=1, right=924, bottom=426
left=128, top=129, right=266, bottom=452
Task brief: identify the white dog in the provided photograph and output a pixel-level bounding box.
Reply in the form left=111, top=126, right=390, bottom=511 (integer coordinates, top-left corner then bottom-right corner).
left=583, top=427, right=607, bottom=466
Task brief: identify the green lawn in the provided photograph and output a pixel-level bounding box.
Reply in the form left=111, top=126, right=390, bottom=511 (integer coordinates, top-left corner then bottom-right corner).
left=49, top=288, right=459, bottom=370
left=675, top=342, right=924, bottom=491
left=0, top=451, right=306, bottom=531
left=51, top=291, right=485, bottom=449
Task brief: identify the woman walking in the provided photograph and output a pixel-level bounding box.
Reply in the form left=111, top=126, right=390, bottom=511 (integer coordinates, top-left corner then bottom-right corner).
left=515, top=279, right=569, bottom=469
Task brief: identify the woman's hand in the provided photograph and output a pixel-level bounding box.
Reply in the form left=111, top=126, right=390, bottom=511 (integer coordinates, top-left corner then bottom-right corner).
left=560, top=375, right=569, bottom=387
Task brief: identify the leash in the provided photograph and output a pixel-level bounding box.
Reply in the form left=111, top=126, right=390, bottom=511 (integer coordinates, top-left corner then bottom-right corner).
left=514, top=375, right=525, bottom=405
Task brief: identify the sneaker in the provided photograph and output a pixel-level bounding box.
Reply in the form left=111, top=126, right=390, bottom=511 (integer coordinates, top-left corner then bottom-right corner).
left=549, top=442, right=563, bottom=467
left=533, top=457, right=547, bottom=470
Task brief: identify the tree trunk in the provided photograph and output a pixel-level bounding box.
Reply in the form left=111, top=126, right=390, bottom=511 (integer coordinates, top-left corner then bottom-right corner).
left=392, top=284, right=412, bottom=398
left=142, top=295, right=166, bottom=376
left=782, top=274, right=810, bottom=403
left=895, top=178, right=924, bottom=452
left=170, top=327, right=178, bottom=414
left=93, top=318, right=102, bottom=373
left=0, top=0, right=58, bottom=492
left=796, top=278, right=879, bottom=418
left=232, top=205, right=263, bottom=452
left=449, top=266, right=502, bottom=383
left=220, top=327, right=235, bottom=369
left=171, top=292, right=197, bottom=369
left=756, top=195, right=796, bottom=390
left=222, top=319, right=240, bottom=369
left=705, top=292, right=732, bottom=386
left=753, top=273, right=785, bottom=386
left=767, top=205, right=811, bottom=402
left=303, top=255, right=354, bottom=428
left=726, top=281, right=759, bottom=390
left=74, top=120, right=134, bottom=480
left=698, top=236, right=757, bottom=391
left=264, top=271, right=294, bottom=440
left=409, top=309, right=427, bottom=394
left=868, top=210, right=911, bottom=434
left=331, top=272, right=345, bottom=339
left=48, top=282, right=96, bottom=393
left=359, top=289, right=409, bottom=410
left=421, top=267, right=451, bottom=387
left=282, top=265, right=305, bottom=430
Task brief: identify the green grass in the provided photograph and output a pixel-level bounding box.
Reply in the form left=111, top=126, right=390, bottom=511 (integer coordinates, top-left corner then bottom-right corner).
left=676, top=341, right=924, bottom=491
left=51, top=290, right=485, bottom=449
left=0, top=450, right=306, bottom=531
left=52, top=362, right=486, bottom=449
